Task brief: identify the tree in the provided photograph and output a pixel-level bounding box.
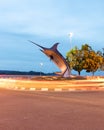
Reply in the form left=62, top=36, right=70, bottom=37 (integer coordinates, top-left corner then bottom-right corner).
left=66, top=46, right=85, bottom=75
left=66, top=44, right=104, bottom=75
left=97, top=50, right=104, bottom=71
left=84, top=50, right=101, bottom=75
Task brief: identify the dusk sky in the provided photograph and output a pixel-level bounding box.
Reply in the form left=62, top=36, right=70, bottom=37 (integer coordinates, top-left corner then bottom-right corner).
left=0, top=0, right=104, bottom=74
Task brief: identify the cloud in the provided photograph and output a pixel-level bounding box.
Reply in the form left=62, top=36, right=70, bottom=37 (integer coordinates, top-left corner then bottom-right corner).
left=0, top=0, right=104, bottom=39
left=0, top=0, right=104, bottom=72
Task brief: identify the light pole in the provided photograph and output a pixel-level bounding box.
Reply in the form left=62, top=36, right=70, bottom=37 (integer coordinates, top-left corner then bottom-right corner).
left=103, top=48, right=104, bottom=57
left=68, top=32, right=73, bottom=50
left=40, top=62, right=43, bottom=76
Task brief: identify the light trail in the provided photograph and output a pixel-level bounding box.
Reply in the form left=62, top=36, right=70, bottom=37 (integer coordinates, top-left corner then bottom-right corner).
left=0, top=76, right=104, bottom=91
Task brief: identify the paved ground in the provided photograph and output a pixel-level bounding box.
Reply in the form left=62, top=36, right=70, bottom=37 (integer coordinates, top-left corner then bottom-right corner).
left=0, top=89, right=104, bottom=130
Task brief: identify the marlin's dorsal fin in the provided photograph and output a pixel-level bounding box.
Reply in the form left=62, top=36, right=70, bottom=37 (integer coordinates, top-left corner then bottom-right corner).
left=50, top=43, right=59, bottom=50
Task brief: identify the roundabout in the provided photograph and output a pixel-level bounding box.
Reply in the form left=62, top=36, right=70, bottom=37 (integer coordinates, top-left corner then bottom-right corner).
left=0, top=76, right=104, bottom=92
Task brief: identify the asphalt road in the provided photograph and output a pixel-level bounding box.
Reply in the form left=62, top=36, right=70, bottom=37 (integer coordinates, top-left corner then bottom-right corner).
left=0, top=89, right=104, bottom=130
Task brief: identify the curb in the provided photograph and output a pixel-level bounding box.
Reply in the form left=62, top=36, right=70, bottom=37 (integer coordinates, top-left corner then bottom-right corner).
left=7, top=86, right=104, bottom=92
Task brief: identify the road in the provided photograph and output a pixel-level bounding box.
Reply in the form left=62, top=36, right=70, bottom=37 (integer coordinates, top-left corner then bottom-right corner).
left=0, top=89, right=104, bottom=130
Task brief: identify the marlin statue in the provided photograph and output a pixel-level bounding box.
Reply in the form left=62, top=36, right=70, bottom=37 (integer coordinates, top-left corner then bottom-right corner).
left=29, top=40, right=71, bottom=77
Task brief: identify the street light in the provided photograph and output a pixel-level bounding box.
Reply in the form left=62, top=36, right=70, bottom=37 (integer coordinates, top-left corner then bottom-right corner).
left=68, top=32, right=73, bottom=50
left=40, top=62, right=43, bottom=76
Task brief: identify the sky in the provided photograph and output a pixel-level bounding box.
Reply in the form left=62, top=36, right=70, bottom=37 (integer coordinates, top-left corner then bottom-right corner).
left=0, top=0, right=104, bottom=74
